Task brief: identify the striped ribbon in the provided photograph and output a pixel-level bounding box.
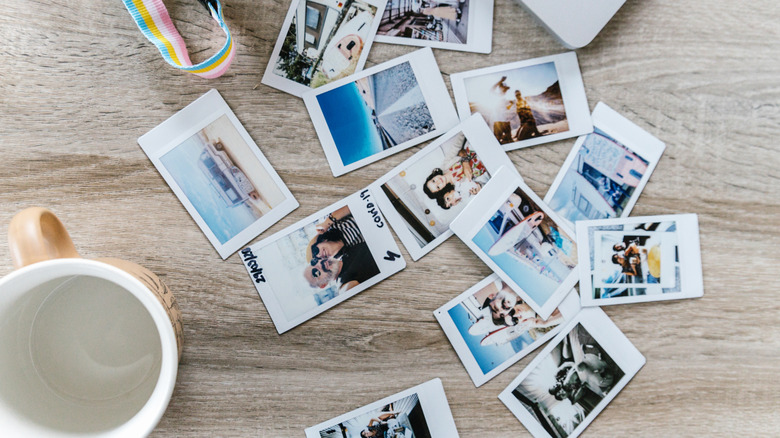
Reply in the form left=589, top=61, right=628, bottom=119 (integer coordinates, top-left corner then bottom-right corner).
left=121, top=0, right=235, bottom=79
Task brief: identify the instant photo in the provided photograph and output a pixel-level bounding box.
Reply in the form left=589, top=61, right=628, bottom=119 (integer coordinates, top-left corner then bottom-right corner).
left=138, top=89, right=298, bottom=259
left=262, top=0, right=387, bottom=97
left=450, top=52, right=592, bottom=151
left=305, top=378, right=459, bottom=438
left=303, top=48, right=460, bottom=176
left=375, top=0, right=493, bottom=53
left=499, top=308, right=645, bottom=438
left=434, top=274, right=580, bottom=387
left=544, top=102, right=666, bottom=228
left=576, top=214, right=703, bottom=306
left=370, top=114, right=516, bottom=260
left=450, top=167, right=578, bottom=319
left=241, top=189, right=405, bottom=333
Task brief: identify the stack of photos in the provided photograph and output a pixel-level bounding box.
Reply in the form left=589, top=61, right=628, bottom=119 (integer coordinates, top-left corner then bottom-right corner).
left=241, top=189, right=405, bottom=333
left=544, top=102, right=666, bottom=228
left=375, top=0, right=494, bottom=53
left=138, top=89, right=298, bottom=259
left=305, top=378, right=459, bottom=438
left=450, top=52, right=592, bottom=151
left=450, top=167, right=578, bottom=320
left=576, top=214, right=703, bottom=306
left=263, top=0, right=387, bottom=97
left=434, top=274, right=580, bottom=386
left=303, top=48, right=460, bottom=176
left=499, top=308, right=645, bottom=438
left=370, top=114, right=516, bottom=260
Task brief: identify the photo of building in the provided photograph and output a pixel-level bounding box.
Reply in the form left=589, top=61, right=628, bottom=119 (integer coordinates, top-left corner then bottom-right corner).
left=316, top=61, right=435, bottom=166
left=378, top=0, right=468, bottom=44
left=274, top=0, right=378, bottom=88
left=548, top=128, right=650, bottom=224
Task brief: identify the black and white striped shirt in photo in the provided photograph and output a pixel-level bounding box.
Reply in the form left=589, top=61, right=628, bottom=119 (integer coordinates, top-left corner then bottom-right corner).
left=330, top=214, right=364, bottom=247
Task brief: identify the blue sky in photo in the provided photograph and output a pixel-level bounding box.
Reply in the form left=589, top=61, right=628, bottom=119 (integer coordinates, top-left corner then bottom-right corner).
left=317, top=82, right=383, bottom=166
left=448, top=304, right=534, bottom=374
left=160, top=135, right=258, bottom=244
left=473, top=226, right=560, bottom=306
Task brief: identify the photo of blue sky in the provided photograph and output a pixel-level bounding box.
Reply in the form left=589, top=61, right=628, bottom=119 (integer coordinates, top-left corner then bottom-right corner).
left=317, top=61, right=434, bottom=166
left=448, top=304, right=535, bottom=374
left=473, top=226, right=560, bottom=307
left=161, top=135, right=259, bottom=244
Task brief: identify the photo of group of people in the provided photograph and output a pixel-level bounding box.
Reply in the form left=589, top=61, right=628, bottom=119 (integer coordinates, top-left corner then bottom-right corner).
left=257, top=205, right=379, bottom=322
left=471, top=182, right=577, bottom=311
left=435, top=275, right=579, bottom=386
left=317, top=394, right=430, bottom=438
left=462, top=62, right=567, bottom=145
left=591, top=221, right=679, bottom=299
left=508, top=323, right=624, bottom=438
left=378, top=0, right=468, bottom=44
left=266, top=0, right=380, bottom=94
left=546, top=128, right=650, bottom=225
left=576, top=214, right=702, bottom=307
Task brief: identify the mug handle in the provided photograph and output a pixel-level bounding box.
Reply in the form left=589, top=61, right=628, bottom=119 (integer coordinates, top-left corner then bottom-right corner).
left=8, top=207, right=80, bottom=269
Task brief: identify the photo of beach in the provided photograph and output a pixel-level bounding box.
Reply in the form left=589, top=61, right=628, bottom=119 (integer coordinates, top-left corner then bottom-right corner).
left=160, top=115, right=287, bottom=244
left=315, top=61, right=435, bottom=166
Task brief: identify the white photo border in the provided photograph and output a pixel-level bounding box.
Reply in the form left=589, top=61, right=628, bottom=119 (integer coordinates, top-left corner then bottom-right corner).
left=450, top=51, right=592, bottom=151
left=450, top=166, right=578, bottom=319
left=303, top=47, right=460, bottom=177
left=370, top=114, right=517, bottom=261
left=304, top=378, right=459, bottom=438
left=576, top=213, right=703, bottom=307
left=543, top=101, right=666, bottom=229
left=138, top=89, right=298, bottom=260
left=498, top=307, right=646, bottom=438
left=434, top=274, right=581, bottom=387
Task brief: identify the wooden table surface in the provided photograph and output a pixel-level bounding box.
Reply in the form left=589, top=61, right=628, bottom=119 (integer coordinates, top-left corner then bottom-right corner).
left=2, top=0, right=779, bottom=436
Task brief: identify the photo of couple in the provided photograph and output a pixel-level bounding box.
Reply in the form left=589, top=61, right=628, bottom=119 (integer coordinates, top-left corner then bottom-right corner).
left=448, top=277, right=563, bottom=375
left=258, top=205, right=380, bottom=322
left=591, top=221, right=678, bottom=298
left=317, top=393, right=431, bottom=438
left=380, top=132, right=489, bottom=247
left=462, top=62, right=568, bottom=146
left=473, top=187, right=576, bottom=307
left=510, top=323, right=624, bottom=438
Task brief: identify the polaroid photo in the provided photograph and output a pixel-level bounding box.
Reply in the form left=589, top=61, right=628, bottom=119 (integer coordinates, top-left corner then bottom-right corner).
left=303, top=47, right=460, bottom=176
left=434, top=274, right=580, bottom=387
left=375, top=0, right=494, bottom=53
left=576, top=214, right=703, bottom=306
left=241, top=189, right=405, bottom=333
left=138, top=89, right=298, bottom=259
left=305, top=378, right=459, bottom=438
left=499, top=307, right=645, bottom=438
left=450, top=167, right=578, bottom=320
left=262, top=0, right=387, bottom=97
left=370, top=114, right=517, bottom=261
left=450, top=52, right=592, bottom=151
left=544, top=102, right=666, bottom=228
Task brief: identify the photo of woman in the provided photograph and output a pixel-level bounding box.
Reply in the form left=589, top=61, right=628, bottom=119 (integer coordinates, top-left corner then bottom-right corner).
left=380, top=132, right=490, bottom=247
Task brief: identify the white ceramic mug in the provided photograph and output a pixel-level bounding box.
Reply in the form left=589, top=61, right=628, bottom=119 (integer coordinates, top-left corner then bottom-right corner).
left=0, top=208, right=182, bottom=437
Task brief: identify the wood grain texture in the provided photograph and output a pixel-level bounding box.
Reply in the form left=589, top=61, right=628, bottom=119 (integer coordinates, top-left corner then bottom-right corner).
left=1, top=0, right=779, bottom=436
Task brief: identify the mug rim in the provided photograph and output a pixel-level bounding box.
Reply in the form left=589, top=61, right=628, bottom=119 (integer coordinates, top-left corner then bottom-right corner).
left=0, top=258, right=178, bottom=437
